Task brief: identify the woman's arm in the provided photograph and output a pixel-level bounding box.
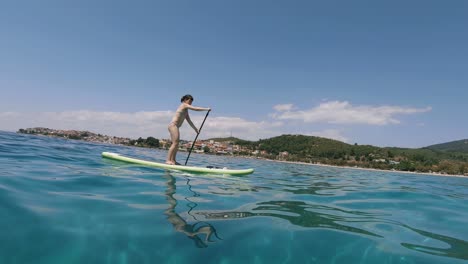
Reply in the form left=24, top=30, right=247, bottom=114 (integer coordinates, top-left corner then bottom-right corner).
left=183, top=103, right=210, bottom=111
left=185, top=113, right=199, bottom=134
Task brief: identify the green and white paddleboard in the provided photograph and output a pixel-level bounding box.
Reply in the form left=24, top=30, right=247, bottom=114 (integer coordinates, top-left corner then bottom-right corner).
left=102, top=152, right=254, bottom=175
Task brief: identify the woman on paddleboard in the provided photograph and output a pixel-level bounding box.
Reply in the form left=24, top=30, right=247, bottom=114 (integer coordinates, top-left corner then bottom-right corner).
left=166, top=95, right=210, bottom=165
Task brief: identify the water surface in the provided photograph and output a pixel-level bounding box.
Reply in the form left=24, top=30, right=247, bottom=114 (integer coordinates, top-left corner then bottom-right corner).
left=1, top=131, right=467, bottom=263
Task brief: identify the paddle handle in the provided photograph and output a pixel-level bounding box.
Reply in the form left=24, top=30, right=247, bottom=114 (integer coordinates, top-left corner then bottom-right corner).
left=185, top=110, right=210, bottom=165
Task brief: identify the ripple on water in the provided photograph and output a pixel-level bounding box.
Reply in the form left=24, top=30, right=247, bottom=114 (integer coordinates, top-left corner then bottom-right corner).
left=1, top=131, right=468, bottom=263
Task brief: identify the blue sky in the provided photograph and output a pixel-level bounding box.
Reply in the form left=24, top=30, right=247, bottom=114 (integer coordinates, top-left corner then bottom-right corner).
left=1, top=0, right=467, bottom=147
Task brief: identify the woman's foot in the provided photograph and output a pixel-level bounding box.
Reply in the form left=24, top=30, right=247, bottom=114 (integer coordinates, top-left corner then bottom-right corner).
left=166, top=161, right=175, bottom=165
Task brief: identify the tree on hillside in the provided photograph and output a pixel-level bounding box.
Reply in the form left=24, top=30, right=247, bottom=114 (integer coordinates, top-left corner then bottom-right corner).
left=146, top=137, right=159, bottom=148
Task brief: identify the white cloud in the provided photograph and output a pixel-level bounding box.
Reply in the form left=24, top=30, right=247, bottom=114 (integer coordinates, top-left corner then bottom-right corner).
left=2, top=100, right=427, bottom=142
left=0, top=110, right=282, bottom=141
left=273, top=101, right=431, bottom=125
left=273, top=104, right=295, bottom=112
left=0, top=110, right=173, bottom=139
left=201, top=117, right=283, bottom=140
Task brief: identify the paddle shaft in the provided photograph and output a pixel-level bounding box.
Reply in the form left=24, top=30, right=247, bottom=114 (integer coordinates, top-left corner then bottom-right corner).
left=185, top=110, right=210, bottom=165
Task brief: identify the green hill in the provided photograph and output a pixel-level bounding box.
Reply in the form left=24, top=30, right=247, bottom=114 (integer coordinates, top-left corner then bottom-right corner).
left=206, top=137, right=245, bottom=142
left=206, top=137, right=256, bottom=147
left=212, top=134, right=468, bottom=175
left=425, top=139, right=468, bottom=153
left=257, top=134, right=354, bottom=156
left=19, top=127, right=468, bottom=175
left=217, top=134, right=468, bottom=162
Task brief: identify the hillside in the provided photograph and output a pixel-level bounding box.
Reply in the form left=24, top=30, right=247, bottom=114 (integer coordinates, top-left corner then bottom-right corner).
left=214, top=134, right=468, bottom=175
left=257, top=134, right=354, bottom=156
left=207, top=137, right=247, bottom=143
left=18, top=128, right=468, bottom=175
left=425, top=139, right=468, bottom=153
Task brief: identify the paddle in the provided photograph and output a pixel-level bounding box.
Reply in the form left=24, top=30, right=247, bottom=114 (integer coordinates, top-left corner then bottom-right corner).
left=185, top=110, right=210, bottom=165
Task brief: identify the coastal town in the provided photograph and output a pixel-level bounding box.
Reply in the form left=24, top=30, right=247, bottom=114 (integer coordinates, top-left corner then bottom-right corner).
left=17, top=127, right=259, bottom=156
left=18, top=127, right=133, bottom=145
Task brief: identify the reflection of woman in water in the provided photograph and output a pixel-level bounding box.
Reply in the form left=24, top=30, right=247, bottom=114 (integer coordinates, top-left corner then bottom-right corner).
left=163, top=171, right=221, bottom=248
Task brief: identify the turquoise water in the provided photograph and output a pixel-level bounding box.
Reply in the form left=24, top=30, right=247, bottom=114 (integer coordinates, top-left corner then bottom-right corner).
left=1, top=131, right=468, bottom=264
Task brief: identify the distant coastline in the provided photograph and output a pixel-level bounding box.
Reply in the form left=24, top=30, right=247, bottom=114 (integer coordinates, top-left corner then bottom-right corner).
left=267, top=159, right=468, bottom=178
left=17, top=127, right=132, bottom=145
left=16, top=127, right=468, bottom=177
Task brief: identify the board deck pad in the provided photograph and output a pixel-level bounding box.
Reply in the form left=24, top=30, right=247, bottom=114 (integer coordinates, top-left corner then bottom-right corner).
left=102, top=152, right=254, bottom=175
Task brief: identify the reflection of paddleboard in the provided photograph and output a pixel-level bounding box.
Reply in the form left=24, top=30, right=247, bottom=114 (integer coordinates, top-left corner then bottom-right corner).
left=102, top=152, right=254, bottom=175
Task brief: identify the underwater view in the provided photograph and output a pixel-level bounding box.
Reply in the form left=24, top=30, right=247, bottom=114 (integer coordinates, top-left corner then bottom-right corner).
left=1, top=131, right=467, bottom=264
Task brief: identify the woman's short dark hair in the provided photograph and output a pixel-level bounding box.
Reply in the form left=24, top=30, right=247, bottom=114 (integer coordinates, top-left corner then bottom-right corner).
left=181, top=94, right=194, bottom=102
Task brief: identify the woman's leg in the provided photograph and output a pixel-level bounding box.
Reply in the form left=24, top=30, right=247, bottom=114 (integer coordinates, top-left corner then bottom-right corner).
left=167, top=125, right=180, bottom=164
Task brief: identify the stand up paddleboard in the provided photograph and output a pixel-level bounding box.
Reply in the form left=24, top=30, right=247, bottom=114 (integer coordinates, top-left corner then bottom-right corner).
left=102, top=152, right=254, bottom=175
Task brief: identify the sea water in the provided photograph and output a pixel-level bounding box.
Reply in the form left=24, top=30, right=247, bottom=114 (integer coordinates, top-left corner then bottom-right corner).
left=1, top=131, right=467, bottom=264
